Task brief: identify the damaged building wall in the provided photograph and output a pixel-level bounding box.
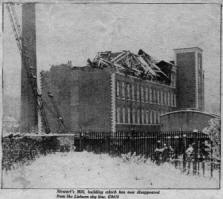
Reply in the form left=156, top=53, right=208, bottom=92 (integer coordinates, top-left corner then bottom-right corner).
left=41, top=66, right=113, bottom=133
left=40, top=47, right=204, bottom=134
left=40, top=65, right=72, bottom=133
left=41, top=64, right=176, bottom=133
left=71, top=68, right=112, bottom=132
left=156, top=61, right=174, bottom=85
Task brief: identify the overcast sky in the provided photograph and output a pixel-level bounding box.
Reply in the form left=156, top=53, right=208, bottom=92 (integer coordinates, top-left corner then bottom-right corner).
left=3, top=3, right=221, bottom=114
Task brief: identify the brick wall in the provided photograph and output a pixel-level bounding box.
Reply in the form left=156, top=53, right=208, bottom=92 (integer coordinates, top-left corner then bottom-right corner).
left=176, top=52, right=196, bottom=109
left=71, top=68, right=112, bottom=132
left=40, top=65, right=72, bottom=133
left=115, top=73, right=176, bottom=132
left=41, top=65, right=177, bottom=134
left=41, top=66, right=112, bottom=133
left=197, top=53, right=204, bottom=111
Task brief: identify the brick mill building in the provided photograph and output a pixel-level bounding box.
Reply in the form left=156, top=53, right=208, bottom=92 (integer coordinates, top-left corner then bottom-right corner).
left=40, top=47, right=205, bottom=134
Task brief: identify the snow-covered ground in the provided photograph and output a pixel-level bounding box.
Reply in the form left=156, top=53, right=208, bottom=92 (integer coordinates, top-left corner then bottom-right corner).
left=3, top=151, right=219, bottom=188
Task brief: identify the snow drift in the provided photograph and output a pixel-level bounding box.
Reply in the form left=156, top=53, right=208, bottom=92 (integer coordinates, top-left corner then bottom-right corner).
left=3, top=151, right=219, bottom=188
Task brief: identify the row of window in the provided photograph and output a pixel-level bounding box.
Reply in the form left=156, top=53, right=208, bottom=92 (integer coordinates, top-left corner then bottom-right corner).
left=116, top=81, right=176, bottom=107
left=116, top=107, right=166, bottom=125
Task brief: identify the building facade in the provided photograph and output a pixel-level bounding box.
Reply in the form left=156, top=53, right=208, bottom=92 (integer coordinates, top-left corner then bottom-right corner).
left=41, top=47, right=204, bottom=134
left=114, top=71, right=176, bottom=132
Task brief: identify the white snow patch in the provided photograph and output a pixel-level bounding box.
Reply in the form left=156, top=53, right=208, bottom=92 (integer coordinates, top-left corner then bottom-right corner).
left=3, top=151, right=219, bottom=188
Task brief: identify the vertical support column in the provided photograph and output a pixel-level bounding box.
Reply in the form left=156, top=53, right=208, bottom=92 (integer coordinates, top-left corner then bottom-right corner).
left=111, top=72, right=116, bottom=135
left=20, top=3, right=37, bottom=133
left=195, top=51, right=199, bottom=110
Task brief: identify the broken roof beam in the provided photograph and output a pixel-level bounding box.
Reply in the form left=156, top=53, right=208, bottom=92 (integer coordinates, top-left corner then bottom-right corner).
left=137, top=49, right=169, bottom=78
left=137, top=56, right=157, bottom=76
left=95, top=57, right=117, bottom=69
left=126, top=54, right=143, bottom=74
left=89, top=49, right=171, bottom=82
left=142, top=56, right=168, bottom=78
left=113, top=62, right=125, bottom=70
left=138, top=49, right=158, bottom=68
left=111, top=51, right=129, bottom=63
left=138, top=49, right=157, bottom=63
left=129, top=53, right=157, bottom=77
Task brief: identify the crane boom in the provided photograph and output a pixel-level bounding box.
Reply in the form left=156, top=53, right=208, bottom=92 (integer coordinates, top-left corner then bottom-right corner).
left=6, top=4, right=22, bottom=53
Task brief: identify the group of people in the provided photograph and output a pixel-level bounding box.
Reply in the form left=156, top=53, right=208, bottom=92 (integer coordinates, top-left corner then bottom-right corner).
left=185, top=141, right=211, bottom=161
left=153, top=140, right=174, bottom=164
left=153, top=140, right=211, bottom=164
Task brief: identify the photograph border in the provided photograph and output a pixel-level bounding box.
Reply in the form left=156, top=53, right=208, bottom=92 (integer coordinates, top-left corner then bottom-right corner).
left=0, top=0, right=222, bottom=191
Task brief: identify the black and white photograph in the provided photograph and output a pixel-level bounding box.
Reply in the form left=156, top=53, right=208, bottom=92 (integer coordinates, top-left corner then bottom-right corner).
left=0, top=0, right=221, bottom=194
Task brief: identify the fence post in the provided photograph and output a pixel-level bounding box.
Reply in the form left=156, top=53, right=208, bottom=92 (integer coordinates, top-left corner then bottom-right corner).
left=187, top=160, right=191, bottom=175
left=106, top=134, right=110, bottom=154
left=197, top=132, right=201, bottom=175
left=79, top=132, right=83, bottom=152
left=202, top=161, right=205, bottom=176
left=122, top=132, right=124, bottom=154
left=210, top=141, right=213, bottom=178
left=174, top=135, right=179, bottom=159
left=183, top=134, right=186, bottom=172
left=193, top=135, right=196, bottom=175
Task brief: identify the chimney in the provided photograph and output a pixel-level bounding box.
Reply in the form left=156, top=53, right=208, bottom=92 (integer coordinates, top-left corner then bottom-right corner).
left=20, top=3, right=38, bottom=133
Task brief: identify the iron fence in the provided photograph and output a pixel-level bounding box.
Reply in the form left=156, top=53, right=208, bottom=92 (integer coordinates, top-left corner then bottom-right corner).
left=2, top=131, right=220, bottom=178
left=75, top=131, right=208, bottom=156
left=74, top=131, right=219, bottom=178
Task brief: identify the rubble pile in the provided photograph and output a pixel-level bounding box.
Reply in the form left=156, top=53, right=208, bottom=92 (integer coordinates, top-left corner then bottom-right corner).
left=87, top=49, right=173, bottom=84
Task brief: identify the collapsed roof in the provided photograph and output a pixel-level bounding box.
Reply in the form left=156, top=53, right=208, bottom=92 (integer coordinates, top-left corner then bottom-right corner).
left=87, top=49, right=174, bottom=85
